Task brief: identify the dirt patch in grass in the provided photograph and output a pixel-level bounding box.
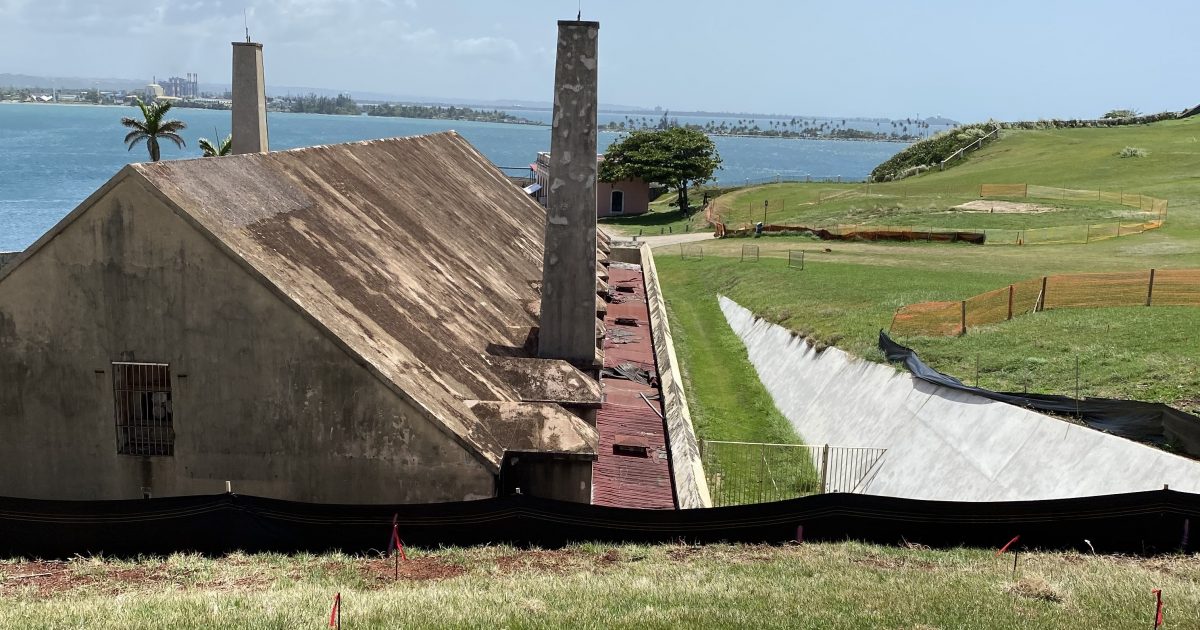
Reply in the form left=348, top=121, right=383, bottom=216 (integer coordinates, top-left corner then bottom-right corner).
left=359, top=557, right=466, bottom=585
left=853, top=552, right=937, bottom=571
left=952, top=200, right=1060, bottom=214
left=667, top=546, right=704, bottom=562
left=495, top=550, right=581, bottom=575
left=0, top=561, right=176, bottom=597
left=1175, top=397, right=1200, bottom=414
left=0, top=561, right=72, bottom=596
left=1007, top=577, right=1064, bottom=603
left=493, top=549, right=631, bottom=576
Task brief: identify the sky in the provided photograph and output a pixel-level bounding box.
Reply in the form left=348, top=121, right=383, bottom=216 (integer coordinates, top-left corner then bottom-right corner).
left=0, top=0, right=1196, bottom=121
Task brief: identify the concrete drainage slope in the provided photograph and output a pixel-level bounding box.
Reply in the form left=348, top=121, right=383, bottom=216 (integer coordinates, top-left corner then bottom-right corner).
left=719, top=296, right=1200, bottom=501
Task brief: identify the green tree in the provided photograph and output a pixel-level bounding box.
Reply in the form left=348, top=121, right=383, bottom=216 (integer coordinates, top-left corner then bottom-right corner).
left=599, top=127, right=721, bottom=214
left=1102, top=109, right=1140, bottom=119
left=120, top=98, right=187, bottom=162
left=198, top=133, right=232, bottom=157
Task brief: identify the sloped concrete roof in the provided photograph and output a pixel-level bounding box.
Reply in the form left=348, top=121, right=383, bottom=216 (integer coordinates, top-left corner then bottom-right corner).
left=131, top=132, right=599, bottom=471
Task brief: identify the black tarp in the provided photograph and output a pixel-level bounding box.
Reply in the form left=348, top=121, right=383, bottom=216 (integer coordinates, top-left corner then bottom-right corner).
left=0, top=490, right=1195, bottom=558
left=879, top=331, right=1200, bottom=456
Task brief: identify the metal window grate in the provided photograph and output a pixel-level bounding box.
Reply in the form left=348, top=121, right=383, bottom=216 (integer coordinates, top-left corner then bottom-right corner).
left=113, top=362, right=174, bottom=456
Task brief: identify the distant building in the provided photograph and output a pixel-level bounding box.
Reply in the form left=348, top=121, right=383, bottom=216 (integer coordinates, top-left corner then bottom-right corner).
left=144, top=83, right=165, bottom=101
left=531, top=152, right=651, bottom=218
left=162, top=74, right=199, bottom=99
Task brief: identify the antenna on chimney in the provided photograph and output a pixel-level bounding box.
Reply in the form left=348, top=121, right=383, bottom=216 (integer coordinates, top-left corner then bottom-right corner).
left=577, top=0, right=581, bottom=20
left=244, top=9, right=250, bottom=43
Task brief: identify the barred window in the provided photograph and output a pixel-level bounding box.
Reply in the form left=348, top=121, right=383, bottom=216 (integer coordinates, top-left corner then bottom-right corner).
left=113, top=362, right=174, bottom=456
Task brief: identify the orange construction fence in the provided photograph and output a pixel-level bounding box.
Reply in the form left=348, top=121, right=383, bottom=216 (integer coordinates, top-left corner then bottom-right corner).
left=707, top=184, right=1168, bottom=245
left=890, top=269, right=1200, bottom=337
left=981, top=183, right=1169, bottom=216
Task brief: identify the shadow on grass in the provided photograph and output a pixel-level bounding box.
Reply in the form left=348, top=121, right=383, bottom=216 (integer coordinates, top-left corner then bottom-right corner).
left=600, top=207, right=705, bottom=236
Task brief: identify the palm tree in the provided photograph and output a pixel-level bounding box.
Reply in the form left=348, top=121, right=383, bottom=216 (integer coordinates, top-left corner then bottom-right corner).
left=121, top=98, right=186, bottom=162
left=198, top=132, right=232, bottom=157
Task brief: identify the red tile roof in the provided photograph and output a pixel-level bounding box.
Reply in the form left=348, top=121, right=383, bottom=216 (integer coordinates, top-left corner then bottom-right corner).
left=593, top=265, right=676, bottom=509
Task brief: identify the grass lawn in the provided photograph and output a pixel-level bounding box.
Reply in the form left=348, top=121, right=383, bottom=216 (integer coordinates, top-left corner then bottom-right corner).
left=655, top=247, right=1200, bottom=413
left=655, top=250, right=810, bottom=505
left=600, top=185, right=735, bottom=237
left=717, top=183, right=1155, bottom=232
left=598, top=191, right=698, bottom=237
left=4, top=543, right=1197, bottom=629
left=652, top=117, right=1200, bottom=418
left=710, top=116, right=1200, bottom=234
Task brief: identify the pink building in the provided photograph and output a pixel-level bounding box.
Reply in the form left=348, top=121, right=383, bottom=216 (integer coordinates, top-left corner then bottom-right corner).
left=531, top=152, right=651, bottom=218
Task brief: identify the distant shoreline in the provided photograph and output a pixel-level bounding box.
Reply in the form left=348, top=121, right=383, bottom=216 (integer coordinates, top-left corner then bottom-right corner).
left=0, top=102, right=915, bottom=143
left=0, top=101, right=126, bottom=108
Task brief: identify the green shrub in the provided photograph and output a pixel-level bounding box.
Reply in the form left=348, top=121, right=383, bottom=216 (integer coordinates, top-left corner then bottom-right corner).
left=869, top=122, right=998, bottom=182
left=1117, top=146, right=1148, bottom=158
left=1103, top=109, right=1140, bottom=119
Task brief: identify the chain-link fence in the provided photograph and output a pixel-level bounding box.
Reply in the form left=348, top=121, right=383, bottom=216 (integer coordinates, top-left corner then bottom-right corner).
left=891, top=268, right=1200, bottom=337
left=679, top=244, right=704, bottom=260
left=700, top=440, right=887, bottom=506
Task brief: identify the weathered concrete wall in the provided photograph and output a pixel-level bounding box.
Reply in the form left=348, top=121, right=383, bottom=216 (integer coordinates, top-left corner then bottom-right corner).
left=637, top=245, right=711, bottom=508
left=231, top=42, right=268, bottom=154
left=605, top=243, right=642, bottom=265
left=0, top=174, right=493, bottom=502
left=720, top=296, right=1200, bottom=501
left=538, top=20, right=599, bottom=365
left=0, top=252, right=18, bottom=270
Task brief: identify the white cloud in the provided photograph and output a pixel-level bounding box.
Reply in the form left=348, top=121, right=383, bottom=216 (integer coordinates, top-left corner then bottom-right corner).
left=450, top=36, right=520, bottom=63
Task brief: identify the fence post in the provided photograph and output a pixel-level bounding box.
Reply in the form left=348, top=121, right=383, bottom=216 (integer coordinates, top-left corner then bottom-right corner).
left=960, top=300, right=967, bottom=336
left=1008, top=285, right=1014, bottom=320
left=759, top=443, right=767, bottom=502
left=1147, top=268, right=1156, bottom=306
left=1080, top=355, right=1089, bottom=415
left=1036, top=276, right=1048, bottom=312
left=1085, top=224, right=1090, bottom=244
left=820, top=444, right=830, bottom=494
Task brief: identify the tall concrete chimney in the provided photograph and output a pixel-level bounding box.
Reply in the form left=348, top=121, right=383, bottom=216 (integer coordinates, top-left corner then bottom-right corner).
left=231, top=41, right=268, bottom=154
left=538, top=20, right=600, bottom=365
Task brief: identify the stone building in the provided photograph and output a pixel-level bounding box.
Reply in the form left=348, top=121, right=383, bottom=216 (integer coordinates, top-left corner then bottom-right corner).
left=531, top=152, right=653, bottom=218
left=0, top=132, right=610, bottom=503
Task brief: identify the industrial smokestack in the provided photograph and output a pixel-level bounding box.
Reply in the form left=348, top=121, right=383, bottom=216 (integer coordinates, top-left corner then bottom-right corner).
left=538, top=20, right=599, bottom=365
left=231, top=42, right=268, bottom=154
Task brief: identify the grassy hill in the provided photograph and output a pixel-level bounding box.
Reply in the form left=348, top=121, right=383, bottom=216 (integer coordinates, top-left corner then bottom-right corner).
left=654, top=117, right=1200, bottom=445
left=714, top=117, right=1198, bottom=233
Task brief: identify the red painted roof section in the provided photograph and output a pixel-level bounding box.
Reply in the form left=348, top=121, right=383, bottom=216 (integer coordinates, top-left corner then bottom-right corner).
left=593, top=265, right=676, bottom=509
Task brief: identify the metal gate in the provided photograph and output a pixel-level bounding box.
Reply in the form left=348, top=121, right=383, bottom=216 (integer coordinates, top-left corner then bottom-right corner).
left=700, top=441, right=886, bottom=507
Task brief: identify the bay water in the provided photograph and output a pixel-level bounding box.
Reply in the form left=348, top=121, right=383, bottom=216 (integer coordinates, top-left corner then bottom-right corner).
left=0, top=103, right=906, bottom=251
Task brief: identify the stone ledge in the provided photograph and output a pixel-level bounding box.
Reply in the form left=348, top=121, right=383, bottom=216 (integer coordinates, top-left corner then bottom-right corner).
left=636, top=244, right=712, bottom=509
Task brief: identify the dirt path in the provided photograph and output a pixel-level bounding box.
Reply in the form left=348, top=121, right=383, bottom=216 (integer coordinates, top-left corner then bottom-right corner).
left=604, top=230, right=715, bottom=250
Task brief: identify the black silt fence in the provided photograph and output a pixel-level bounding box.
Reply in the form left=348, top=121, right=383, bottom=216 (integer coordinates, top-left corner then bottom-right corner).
left=1, top=490, right=1196, bottom=559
